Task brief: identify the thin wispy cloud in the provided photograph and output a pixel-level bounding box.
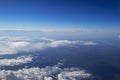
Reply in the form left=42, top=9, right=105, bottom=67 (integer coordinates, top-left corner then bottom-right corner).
left=82, top=41, right=97, bottom=45
left=0, top=28, right=119, bottom=35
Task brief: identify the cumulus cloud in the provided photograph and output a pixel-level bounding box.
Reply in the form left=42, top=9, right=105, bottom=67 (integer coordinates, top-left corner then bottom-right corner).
left=58, top=70, right=92, bottom=80
left=0, top=64, right=92, bottom=80
left=0, top=55, right=32, bottom=66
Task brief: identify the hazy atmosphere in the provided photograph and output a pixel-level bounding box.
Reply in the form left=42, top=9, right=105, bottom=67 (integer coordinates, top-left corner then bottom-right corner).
left=0, top=0, right=120, bottom=80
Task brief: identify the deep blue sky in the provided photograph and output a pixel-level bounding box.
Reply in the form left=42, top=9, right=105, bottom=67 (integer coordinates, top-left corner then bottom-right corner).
left=0, top=0, right=119, bottom=29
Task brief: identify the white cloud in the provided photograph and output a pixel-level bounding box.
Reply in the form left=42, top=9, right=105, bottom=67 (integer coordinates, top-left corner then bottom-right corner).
left=49, top=40, right=79, bottom=47
left=8, top=40, right=80, bottom=52
left=0, top=36, right=30, bottom=55
left=0, top=37, right=97, bottom=55
left=0, top=36, right=30, bottom=41
left=9, top=42, right=30, bottom=52
left=58, top=70, right=92, bottom=80
left=0, top=64, right=92, bottom=80
left=9, top=39, right=96, bottom=53
left=80, top=41, right=97, bottom=46
left=0, top=27, right=119, bottom=34
left=0, top=48, right=17, bottom=56
left=0, top=55, right=32, bottom=66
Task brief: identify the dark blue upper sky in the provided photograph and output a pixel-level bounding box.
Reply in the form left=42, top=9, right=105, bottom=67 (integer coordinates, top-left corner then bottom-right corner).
left=0, top=0, right=119, bottom=29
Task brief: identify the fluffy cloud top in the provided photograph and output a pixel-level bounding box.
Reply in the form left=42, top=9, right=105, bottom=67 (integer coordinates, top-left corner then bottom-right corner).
left=0, top=55, right=32, bottom=66
left=0, top=64, right=92, bottom=80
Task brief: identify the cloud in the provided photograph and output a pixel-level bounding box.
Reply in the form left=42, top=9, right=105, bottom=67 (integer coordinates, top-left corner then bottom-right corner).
left=9, top=39, right=96, bottom=53
left=80, top=41, right=97, bottom=46
left=0, top=36, right=30, bottom=41
left=0, top=48, right=17, bottom=56
left=49, top=40, right=79, bottom=47
left=0, top=36, right=30, bottom=55
left=8, top=40, right=80, bottom=52
left=0, top=55, right=32, bottom=66
left=9, top=42, right=30, bottom=52
left=58, top=70, right=92, bottom=80
left=0, top=37, right=97, bottom=55
left=0, top=64, right=92, bottom=80
left=41, top=37, right=56, bottom=42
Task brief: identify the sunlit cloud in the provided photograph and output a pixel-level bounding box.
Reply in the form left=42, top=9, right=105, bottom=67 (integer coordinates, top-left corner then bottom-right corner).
left=81, top=41, right=97, bottom=45
left=0, top=36, right=97, bottom=55
left=8, top=40, right=80, bottom=52
left=9, top=38, right=97, bottom=53
left=0, top=55, right=32, bottom=66
left=0, top=63, right=92, bottom=80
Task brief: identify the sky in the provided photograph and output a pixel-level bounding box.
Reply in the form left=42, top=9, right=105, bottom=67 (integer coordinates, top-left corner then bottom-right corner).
left=0, top=0, right=119, bottom=29
left=0, top=1, right=120, bottom=79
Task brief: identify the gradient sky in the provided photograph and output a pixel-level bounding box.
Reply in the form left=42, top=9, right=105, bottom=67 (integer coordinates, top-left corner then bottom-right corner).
left=0, top=0, right=119, bottom=29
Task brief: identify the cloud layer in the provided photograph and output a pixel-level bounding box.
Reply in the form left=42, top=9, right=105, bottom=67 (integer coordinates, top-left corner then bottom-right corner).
left=0, top=37, right=97, bottom=55
left=9, top=39, right=97, bottom=53
left=0, top=55, right=32, bottom=66
left=0, top=64, right=92, bottom=80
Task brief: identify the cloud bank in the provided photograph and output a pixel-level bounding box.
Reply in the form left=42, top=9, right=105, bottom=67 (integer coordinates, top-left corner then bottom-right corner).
left=0, top=64, right=92, bottom=80
left=0, top=55, right=32, bottom=66
left=9, top=39, right=97, bottom=53
left=0, top=37, right=97, bottom=55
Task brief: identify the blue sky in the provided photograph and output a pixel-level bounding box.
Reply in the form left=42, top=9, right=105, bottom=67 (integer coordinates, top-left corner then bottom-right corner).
left=0, top=0, right=119, bottom=29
